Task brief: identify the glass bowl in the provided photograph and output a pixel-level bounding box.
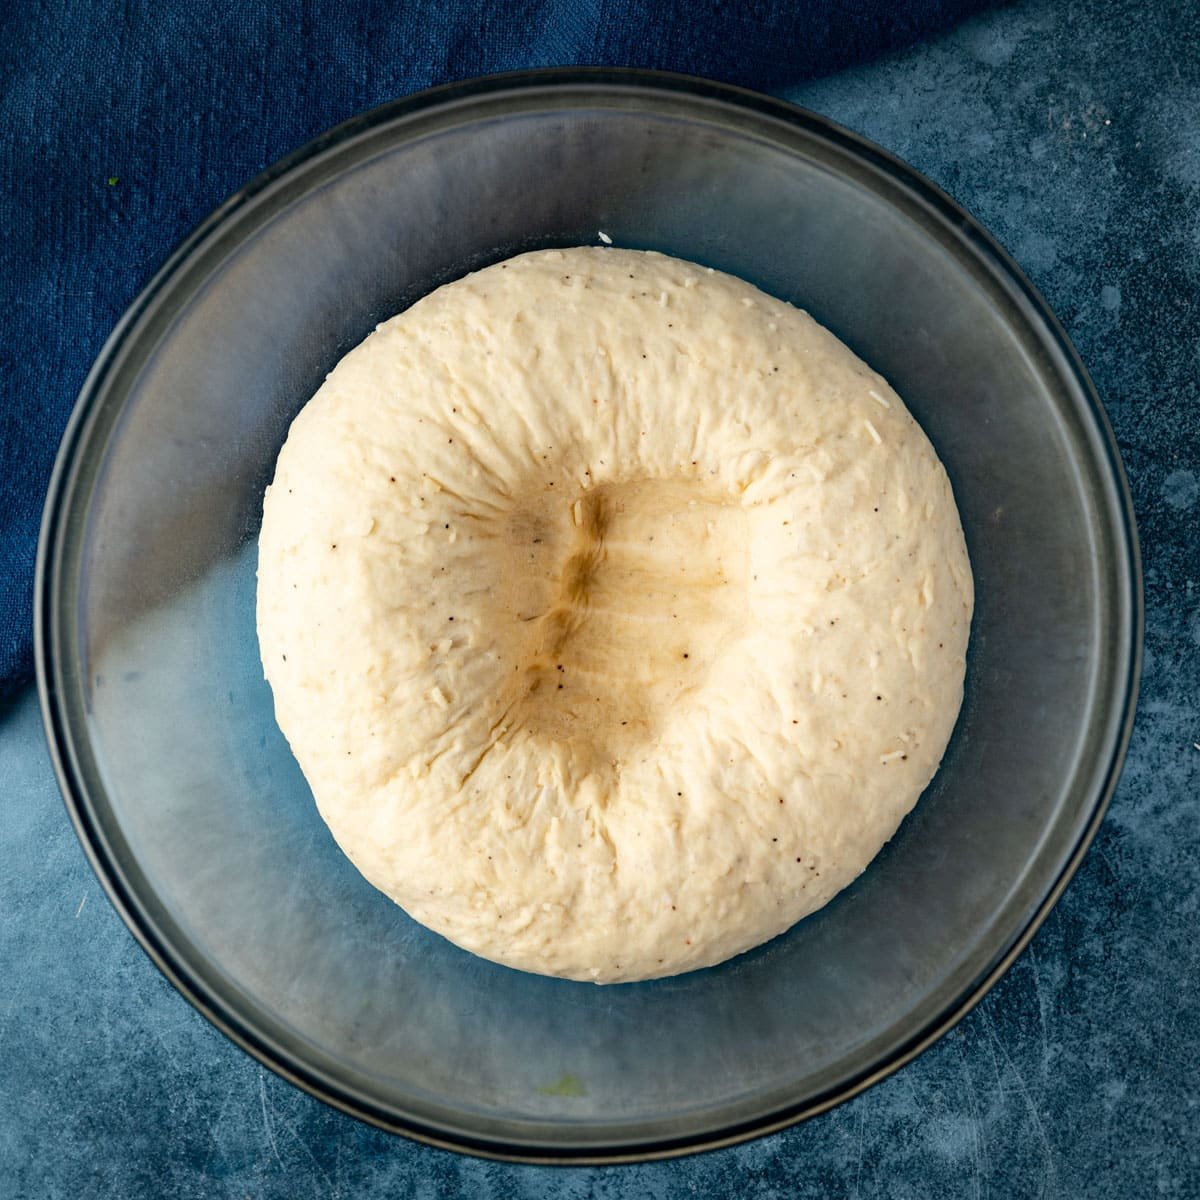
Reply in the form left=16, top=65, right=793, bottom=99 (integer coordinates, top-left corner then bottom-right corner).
left=36, top=70, right=1141, bottom=1162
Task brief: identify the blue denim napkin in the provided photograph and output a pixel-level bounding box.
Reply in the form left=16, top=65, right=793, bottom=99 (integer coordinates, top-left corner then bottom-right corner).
left=0, top=0, right=989, bottom=695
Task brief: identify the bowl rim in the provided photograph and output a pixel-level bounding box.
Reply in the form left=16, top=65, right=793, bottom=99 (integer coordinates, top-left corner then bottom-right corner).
left=35, top=66, right=1143, bottom=1165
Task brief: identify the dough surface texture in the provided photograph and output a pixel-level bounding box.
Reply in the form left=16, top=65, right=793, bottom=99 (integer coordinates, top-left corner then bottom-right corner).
left=257, top=247, right=973, bottom=983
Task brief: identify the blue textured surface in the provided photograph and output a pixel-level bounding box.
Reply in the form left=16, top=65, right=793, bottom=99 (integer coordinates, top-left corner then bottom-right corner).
left=0, top=0, right=990, bottom=695
left=3, top=0, right=1199, bottom=1195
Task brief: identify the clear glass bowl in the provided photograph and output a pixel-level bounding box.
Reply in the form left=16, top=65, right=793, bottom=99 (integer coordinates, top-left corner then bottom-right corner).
left=36, top=70, right=1141, bottom=1162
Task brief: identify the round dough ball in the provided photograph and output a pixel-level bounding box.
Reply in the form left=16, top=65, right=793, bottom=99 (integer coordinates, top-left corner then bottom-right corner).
left=257, top=247, right=973, bottom=983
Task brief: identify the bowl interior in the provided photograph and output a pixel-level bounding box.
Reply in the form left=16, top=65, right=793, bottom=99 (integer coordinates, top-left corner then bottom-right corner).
left=43, top=77, right=1136, bottom=1158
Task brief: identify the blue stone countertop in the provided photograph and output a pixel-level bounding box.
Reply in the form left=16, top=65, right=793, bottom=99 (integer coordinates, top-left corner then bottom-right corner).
left=3, top=1, right=1198, bottom=1196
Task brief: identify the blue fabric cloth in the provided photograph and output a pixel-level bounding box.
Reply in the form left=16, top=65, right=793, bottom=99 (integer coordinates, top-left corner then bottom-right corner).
left=0, top=0, right=990, bottom=695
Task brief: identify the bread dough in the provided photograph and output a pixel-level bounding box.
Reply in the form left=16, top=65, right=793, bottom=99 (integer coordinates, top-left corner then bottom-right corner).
left=257, top=248, right=973, bottom=983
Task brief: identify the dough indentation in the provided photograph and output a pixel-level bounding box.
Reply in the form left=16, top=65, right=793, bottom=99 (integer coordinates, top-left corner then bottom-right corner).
left=494, top=477, right=748, bottom=773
